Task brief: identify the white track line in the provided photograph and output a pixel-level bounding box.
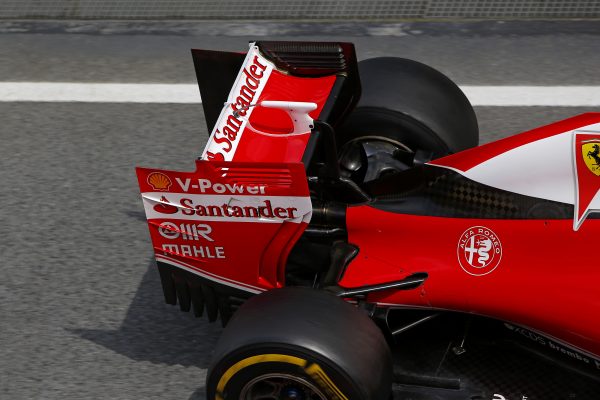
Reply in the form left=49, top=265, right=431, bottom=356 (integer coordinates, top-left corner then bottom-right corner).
left=0, top=83, right=200, bottom=103
left=1, top=82, right=600, bottom=106
left=463, top=86, right=600, bottom=106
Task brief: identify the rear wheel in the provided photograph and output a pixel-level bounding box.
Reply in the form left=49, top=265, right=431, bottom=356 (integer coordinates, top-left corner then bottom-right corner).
left=206, top=287, right=393, bottom=400
left=338, top=57, right=479, bottom=184
left=239, top=372, right=327, bottom=399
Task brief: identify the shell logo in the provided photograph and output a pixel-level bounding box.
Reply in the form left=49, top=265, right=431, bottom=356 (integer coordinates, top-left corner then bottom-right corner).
left=147, top=172, right=172, bottom=191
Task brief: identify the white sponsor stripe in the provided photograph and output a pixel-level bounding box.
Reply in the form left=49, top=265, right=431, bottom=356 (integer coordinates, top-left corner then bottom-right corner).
left=201, top=44, right=274, bottom=161
left=142, top=192, right=312, bottom=223
left=2, top=82, right=600, bottom=106
left=155, top=254, right=263, bottom=294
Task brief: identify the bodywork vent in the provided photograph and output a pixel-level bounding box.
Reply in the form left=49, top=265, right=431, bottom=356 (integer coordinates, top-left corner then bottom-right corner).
left=256, top=41, right=351, bottom=76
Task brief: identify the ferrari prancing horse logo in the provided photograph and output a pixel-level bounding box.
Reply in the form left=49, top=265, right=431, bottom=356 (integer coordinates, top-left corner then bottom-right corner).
left=574, top=134, right=600, bottom=230
left=582, top=142, right=600, bottom=176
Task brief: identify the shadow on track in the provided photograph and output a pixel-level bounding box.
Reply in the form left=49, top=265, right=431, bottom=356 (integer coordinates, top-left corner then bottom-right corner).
left=69, top=259, right=222, bottom=369
left=188, top=387, right=207, bottom=400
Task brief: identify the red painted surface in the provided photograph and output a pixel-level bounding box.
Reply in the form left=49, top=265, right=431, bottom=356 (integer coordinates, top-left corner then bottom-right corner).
left=137, top=161, right=312, bottom=292
left=430, top=113, right=600, bottom=172
left=343, top=205, right=600, bottom=358
left=231, top=71, right=335, bottom=163
left=137, top=58, right=337, bottom=291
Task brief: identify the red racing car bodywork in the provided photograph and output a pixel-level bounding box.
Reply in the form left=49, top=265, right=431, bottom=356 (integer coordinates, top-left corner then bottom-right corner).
left=136, top=41, right=600, bottom=398
left=347, top=113, right=600, bottom=362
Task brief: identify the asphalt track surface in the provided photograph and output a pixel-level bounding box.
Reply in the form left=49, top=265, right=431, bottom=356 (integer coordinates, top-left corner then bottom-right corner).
left=1, top=21, right=599, bottom=399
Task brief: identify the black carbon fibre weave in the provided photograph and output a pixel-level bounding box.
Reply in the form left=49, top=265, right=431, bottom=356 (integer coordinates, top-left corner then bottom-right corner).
left=367, top=165, right=576, bottom=220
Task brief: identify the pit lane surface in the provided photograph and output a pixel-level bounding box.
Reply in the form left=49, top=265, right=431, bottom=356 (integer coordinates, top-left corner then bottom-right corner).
left=1, top=22, right=599, bottom=399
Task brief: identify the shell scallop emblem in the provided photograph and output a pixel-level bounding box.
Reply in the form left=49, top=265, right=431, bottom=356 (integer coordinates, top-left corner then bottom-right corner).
left=147, top=172, right=172, bottom=191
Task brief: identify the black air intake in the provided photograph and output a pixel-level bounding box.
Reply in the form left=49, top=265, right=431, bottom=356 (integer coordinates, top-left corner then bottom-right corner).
left=256, top=41, right=354, bottom=77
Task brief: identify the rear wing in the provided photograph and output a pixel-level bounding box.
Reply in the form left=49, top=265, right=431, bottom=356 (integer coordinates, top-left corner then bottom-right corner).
left=136, top=41, right=360, bottom=323
left=137, top=161, right=311, bottom=293
left=192, top=41, right=360, bottom=163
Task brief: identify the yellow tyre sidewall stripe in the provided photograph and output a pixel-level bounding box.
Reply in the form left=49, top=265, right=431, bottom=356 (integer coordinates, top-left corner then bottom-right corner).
left=304, top=363, right=349, bottom=400
left=215, top=353, right=349, bottom=400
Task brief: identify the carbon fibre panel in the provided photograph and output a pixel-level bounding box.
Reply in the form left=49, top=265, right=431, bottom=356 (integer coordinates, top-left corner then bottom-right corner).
left=390, top=313, right=600, bottom=399
left=367, top=165, right=576, bottom=219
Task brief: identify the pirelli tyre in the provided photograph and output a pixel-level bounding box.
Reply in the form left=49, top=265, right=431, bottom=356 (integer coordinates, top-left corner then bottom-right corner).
left=206, top=287, right=393, bottom=400
left=337, top=57, right=479, bottom=183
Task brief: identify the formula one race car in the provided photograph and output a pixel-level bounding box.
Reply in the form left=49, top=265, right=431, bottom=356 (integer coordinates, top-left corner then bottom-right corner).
left=136, top=42, right=600, bottom=400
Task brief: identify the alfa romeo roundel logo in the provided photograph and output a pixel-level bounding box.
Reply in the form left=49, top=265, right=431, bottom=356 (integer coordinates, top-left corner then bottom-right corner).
left=457, top=226, right=502, bottom=276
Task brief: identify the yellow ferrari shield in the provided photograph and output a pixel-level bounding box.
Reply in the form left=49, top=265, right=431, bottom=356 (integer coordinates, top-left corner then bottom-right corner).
left=582, top=141, right=600, bottom=176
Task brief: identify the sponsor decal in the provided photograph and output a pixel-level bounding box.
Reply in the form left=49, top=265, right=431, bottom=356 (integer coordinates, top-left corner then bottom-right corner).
left=573, top=132, right=600, bottom=230
left=179, top=198, right=297, bottom=219
left=161, top=243, right=225, bottom=259
left=147, top=172, right=172, bottom=191
left=145, top=192, right=306, bottom=223
left=175, top=177, right=266, bottom=194
left=504, top=323, right=600, bottom=371
left=457, top=226, right=502, bottom=276
left=201, top=45, right=274, bottom=162
left=158, top=222, right=214, bottom=242
left=153, top=196, right=178, bottom=214
left=157, top=222, right=225, bottom=259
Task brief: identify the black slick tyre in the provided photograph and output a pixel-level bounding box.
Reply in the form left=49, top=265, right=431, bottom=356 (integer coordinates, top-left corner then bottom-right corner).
left=206, top=287, right=392, bottom=400
left=337, top=57, right=479, bottom=183
left=340, top=57, right=478, bottom=155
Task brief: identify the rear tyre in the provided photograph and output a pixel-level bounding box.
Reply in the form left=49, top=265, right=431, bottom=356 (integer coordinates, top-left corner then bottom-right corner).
left=338, top=57, right=479, bottom=183
left=206, top=287, right=392, bottom=400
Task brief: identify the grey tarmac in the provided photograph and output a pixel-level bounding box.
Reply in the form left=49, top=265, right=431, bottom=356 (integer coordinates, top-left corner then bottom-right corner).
left=0, top=20, right=598, bottom=399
